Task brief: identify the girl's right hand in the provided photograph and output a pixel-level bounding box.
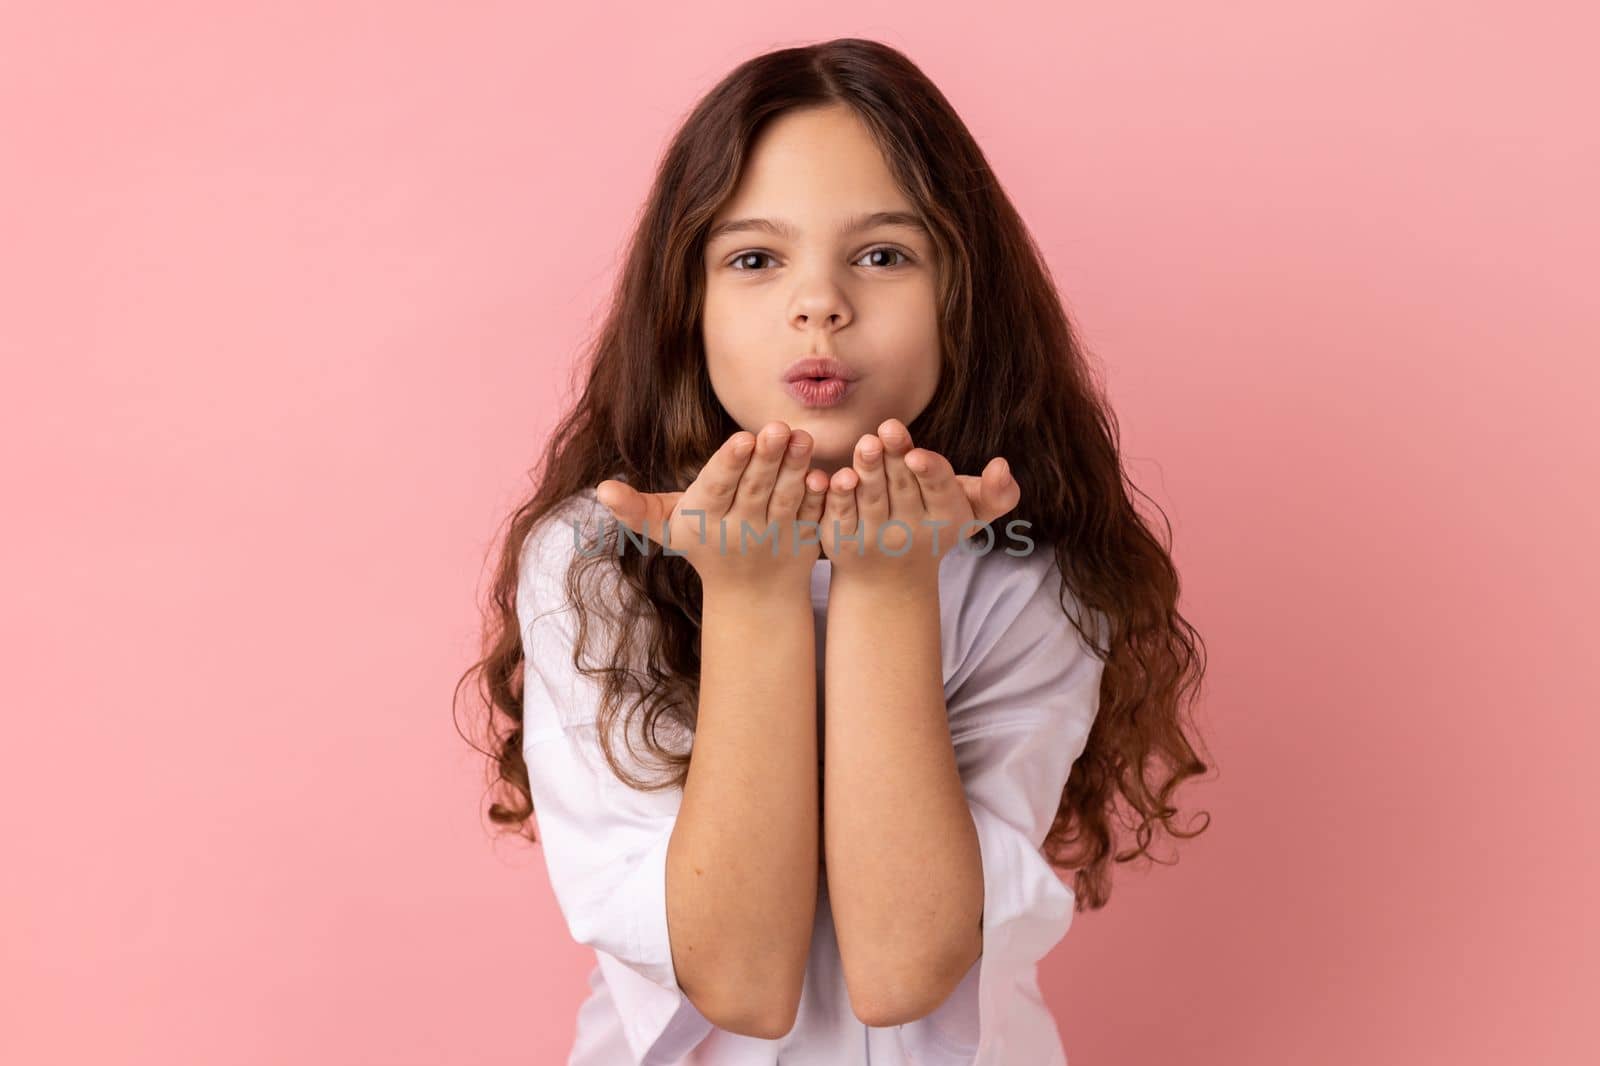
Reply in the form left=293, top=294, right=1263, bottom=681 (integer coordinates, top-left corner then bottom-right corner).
left=594, top=422, right=830, bottom=594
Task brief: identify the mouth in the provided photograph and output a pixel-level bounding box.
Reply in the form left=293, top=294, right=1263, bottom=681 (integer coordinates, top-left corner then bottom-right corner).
left=782, top=356, right=858, bottom=384
left=780, top=356, right=857, bottom=406
left=783, top=376, right=855, bottom=408
left=782, top=356, right=859, bottom=408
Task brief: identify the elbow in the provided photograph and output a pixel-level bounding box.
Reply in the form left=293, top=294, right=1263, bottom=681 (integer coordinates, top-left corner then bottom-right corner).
left=678, top=952, right=805, bottom=1039
left=721, top=1003, right=802, bottom=1041
left=668, top=931, right=809, bottom=1038
left=848, top=985, right=939, bottom=1030
left=844, top=963, right=941, bottom=1028
left=689, top=984, right=801, bottom=1040
left=845, top=938, right=979, bottom=1028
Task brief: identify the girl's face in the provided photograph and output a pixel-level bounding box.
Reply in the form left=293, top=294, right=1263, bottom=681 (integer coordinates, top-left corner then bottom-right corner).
left=701, top=103, right=941, bottom=477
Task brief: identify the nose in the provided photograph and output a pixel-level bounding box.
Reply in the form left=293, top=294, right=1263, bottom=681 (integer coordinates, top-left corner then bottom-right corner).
left=789, top=276, right=852, bottom=335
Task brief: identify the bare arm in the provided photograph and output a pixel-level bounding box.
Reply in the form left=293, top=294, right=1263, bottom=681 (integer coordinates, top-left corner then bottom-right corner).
left=667, top=576, right=819, bottom=1038
left=597, top=423, right=830, bottom=1039
left=813, top=419, right=1016, bottom=1027
left=822, top=567, right=983, bottom=1028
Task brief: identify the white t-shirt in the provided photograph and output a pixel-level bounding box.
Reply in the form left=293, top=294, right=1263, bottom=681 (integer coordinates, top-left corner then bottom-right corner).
left=516, top=490, right=1107, bottom=1065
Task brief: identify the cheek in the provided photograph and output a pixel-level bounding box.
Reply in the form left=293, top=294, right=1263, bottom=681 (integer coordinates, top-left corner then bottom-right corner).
left=701, top=282, right=765, bottom=351
left=877, top=287, right=940, bottom=357
left=880, top=288, right=941, bottom=398
left=700, top=288, right=738, bottom=374
left=700, top=289, right=764, bottom=408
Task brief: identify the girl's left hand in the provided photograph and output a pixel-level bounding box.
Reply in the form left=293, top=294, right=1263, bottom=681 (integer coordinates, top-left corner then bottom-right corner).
left=818, top=417, right=1021, bottom=581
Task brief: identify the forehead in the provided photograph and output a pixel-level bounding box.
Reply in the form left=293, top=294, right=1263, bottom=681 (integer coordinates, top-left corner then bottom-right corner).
left=710, top=105, right=916, bottom=233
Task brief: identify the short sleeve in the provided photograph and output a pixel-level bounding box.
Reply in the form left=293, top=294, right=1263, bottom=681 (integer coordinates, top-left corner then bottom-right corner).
left=896, top=552, right=1106, bottom=1065
left=516, top=497, right=715, bottom=1064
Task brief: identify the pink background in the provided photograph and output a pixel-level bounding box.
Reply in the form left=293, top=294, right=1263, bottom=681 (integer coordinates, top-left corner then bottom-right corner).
left=3, top=3, right=1595, bottom=1064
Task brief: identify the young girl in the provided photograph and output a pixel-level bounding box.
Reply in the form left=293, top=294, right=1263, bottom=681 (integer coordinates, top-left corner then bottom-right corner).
left=460, top=38, right=1210, bottom=1066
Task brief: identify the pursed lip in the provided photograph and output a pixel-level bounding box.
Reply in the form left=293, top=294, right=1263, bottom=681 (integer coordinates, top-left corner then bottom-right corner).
left=782, top=356, right=858, bottom=383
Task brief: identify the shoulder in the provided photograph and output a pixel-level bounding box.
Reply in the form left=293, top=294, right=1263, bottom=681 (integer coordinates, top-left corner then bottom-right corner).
left=941, top=542, right=1067, bottom=643
left=520, top=488, right=607, bottom=568
left=940, top=542, right=1108, bottom=696
left=516, top=489, right=610, bottom=633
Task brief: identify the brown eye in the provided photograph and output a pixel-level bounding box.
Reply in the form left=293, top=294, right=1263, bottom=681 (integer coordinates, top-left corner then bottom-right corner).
left=857, top=247, right=911, bottom=269
left=729, top=252, right=775, bottom=271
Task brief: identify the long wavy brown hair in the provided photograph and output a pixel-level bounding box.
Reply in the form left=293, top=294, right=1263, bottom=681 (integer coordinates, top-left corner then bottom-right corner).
left=454, top=37, right=1211, bottom=911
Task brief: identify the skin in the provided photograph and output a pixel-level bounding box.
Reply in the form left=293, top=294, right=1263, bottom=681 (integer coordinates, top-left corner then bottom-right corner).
left=701, top=102, right=941, bottom=480
left=592, top=102, right=1024, bottom=1028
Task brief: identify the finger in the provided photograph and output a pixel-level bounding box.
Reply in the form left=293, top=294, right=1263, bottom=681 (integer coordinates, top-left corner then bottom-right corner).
left=953, top=475, right=984, bottom=514
left=595, top=481, right=683, bottom=545
left=974, top=457, right=1022, bottom=527
left=767, top=429, right=814, bottom=525
left=798, top=468, right=829, bottom=550
left=876, top=418, right=925, bottom=519
left=904, top=447, right=967, bottom=531
left=853, top=433, right=890, bottom=528
left=680, top=431, right=758, bottom=530
left=732, top=422, right=792, bottom=529
left=823, top=465, right=860, bottom=557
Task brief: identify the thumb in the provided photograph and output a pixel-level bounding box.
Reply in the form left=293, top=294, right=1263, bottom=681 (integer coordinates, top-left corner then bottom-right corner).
left=958, top=458, right=1020, bottom=527
left=595, top=480, right=682, bottom=544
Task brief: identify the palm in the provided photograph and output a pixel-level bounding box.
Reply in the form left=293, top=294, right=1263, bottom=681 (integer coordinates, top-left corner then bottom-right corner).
left=598, top=474, right=1004, bottom=543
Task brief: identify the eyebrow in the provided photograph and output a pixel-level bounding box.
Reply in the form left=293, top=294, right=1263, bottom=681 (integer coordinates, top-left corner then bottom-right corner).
left=705, top=210, right=930, bottom=244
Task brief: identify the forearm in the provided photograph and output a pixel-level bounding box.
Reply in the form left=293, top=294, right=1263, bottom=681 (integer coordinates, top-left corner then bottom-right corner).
left=822, top=568, right=983, bottom=1025
left=667, top=576, right=818, bottom=1037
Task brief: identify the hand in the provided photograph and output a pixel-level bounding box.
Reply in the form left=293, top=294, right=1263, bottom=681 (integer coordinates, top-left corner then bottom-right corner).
left=818, top=417, right=1020, bottom=582
left=594, top=422, right=830, bottom=594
